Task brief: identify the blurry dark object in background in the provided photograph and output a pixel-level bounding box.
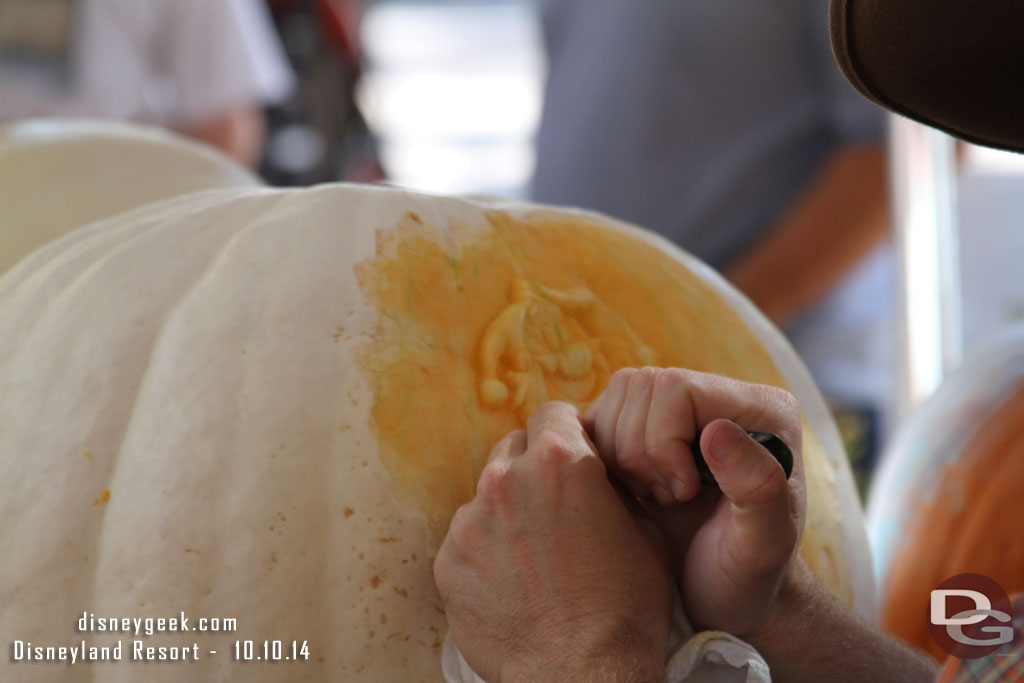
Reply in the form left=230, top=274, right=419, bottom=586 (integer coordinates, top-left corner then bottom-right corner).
left=0, top=0, right=77, bottom=88
left=830, top=402, right=879, bottom=502
left=261, top=0, right=384, bottom=185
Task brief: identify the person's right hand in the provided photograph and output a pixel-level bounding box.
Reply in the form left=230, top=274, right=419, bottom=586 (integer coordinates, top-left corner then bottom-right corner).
left=434, top=401, right=672, bottom=683
left=582, top=367, right=806, bottom=639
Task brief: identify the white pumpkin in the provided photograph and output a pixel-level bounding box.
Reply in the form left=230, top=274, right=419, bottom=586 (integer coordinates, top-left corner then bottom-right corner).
left=0, top=119, right=258, bottom=277
left=0, top=175, right=872, bottom=680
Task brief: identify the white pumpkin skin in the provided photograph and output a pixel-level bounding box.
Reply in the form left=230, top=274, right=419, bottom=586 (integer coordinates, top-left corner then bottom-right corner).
left=0, top=183, right=872, bottom=682
left=0, top=119, right=258, bottom=278
left=2, top=187, right=442, bottom=682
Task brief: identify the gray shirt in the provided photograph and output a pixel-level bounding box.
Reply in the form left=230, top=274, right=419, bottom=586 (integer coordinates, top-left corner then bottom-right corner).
left=531, top=0, right=885, bottom=269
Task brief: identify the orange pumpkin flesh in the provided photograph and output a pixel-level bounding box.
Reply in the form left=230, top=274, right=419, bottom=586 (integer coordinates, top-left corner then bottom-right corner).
left=881, top=383, right=1024, bottom=658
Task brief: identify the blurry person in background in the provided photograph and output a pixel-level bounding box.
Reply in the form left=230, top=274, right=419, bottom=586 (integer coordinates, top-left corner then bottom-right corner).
left=0, top=0, right=293, bottom=167
left=531, top=0, right=893, bottom=483
left=261, top=0, right=383, bottom=186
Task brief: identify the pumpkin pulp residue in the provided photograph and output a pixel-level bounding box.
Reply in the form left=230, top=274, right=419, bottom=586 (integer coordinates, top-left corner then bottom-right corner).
left=881, top=382, right=1024, bottom=658
left=355, top=208, right=845, bottom=600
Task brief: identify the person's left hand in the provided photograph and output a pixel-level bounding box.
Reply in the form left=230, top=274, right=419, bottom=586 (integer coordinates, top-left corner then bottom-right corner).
left=582, top=367, right=806, bottom=639
left=433, top=401, right=672, bottom=683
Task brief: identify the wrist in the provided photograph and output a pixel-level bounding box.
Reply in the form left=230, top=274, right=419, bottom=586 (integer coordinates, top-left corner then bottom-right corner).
left=504, top=651, right=664, bottom=683
left=738, top=558, right=942, bottom=683
left=503, top=620, right=666, bottom=683
left=742, top=557, right=817, bottom=651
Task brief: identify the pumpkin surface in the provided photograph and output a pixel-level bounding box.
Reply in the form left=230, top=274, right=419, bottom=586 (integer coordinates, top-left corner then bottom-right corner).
left=870, top=329, right=1024, bottom=658
left=0, top=180, right=871, bottom=681
left=0, top=119, right=257, bottom=277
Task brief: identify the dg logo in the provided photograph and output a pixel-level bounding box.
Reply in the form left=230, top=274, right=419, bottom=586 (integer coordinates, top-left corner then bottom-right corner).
left=929, top=574, right=1020, bottom=659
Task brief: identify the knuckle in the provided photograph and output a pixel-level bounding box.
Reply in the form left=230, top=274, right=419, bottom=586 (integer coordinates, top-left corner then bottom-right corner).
left=666, top=366, right=696, bottom=382
left=526, top=401, right=579, bottom=436
left=655, top=366, right=695, bottom=393
left=627, top=366, right=656, bottom=391
left=530, top=429, right=570, bottom=457
left=528, top=432, right=603, bottom=493
left=535, top=399, right=574, bottom=416
left=653, top=367, right=699, bottom=418
left=763, top=384, right=799, bottom=415
left=535, top=451, right=573, bottom=482
left=611, top=367, right=637, bottom=384
left=615, top=442, right=652, bottom=477
left=491, top=431, right=515, bottom=452
left=475, top=463, right=511, bottom=505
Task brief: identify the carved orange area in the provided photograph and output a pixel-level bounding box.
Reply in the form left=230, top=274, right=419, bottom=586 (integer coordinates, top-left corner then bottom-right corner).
left=881, top=383, right=1024, bottom=658
left=356, top=209, right=786, bottom=543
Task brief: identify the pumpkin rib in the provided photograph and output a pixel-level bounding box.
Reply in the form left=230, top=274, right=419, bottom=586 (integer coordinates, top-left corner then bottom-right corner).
left=3, top=194, right=295, bottom=670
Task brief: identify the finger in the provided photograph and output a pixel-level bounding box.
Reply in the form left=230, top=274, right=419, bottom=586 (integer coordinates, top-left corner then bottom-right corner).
left=645, top=370, right=701, bottom=503
left=701, top=419, right=800, bottom=565
left=476, top=430, right=528, bottom=499
left=661, top=369, right=802, bottom=464
left=485, top=429, right=527, bottom=467
left=525, top=401, right=599, bottom=464
left=581, top=391, right=602, bottom=427
left=615, top=368, right=675, bottom=506
left=584, top=369, right=631, bottom=466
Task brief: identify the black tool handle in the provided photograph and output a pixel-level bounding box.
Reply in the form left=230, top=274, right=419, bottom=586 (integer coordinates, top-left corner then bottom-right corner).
left=692, top=431, right=793, bottom=486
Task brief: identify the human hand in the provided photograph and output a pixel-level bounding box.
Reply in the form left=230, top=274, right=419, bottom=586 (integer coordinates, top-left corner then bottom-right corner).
left=582, top=367, right=806, bottom=639
left=433, top=401, right=672, bottom=683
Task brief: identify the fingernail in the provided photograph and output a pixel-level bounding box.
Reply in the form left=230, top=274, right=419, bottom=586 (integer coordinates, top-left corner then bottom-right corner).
left=670, top=478, right=687, bottom=502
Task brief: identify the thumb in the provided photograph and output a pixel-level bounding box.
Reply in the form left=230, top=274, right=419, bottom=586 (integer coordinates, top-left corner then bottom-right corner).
left=701, top=419, right=798, bottom=564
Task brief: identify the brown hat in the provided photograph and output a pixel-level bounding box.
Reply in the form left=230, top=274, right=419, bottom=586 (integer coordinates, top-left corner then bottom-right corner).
left=830, top=0, right=1024, bottom=153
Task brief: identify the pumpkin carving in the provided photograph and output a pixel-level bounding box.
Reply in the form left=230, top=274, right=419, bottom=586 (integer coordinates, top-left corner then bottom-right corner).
left=0, top=124, right=872, bottom=681
left=0, top=119, right=257, bottom=277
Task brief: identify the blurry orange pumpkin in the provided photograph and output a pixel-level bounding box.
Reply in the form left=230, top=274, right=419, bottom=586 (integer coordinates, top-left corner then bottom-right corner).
left=870, top=328, right=1024, bottom=658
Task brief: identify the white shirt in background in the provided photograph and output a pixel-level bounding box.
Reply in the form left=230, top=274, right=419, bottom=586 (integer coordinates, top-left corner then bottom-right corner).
left=0, top=0, right=293, bottom=127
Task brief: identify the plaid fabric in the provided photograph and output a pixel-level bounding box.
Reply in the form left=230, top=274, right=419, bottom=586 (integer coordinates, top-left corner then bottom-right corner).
left=937, top=595, right=1024, bottom=683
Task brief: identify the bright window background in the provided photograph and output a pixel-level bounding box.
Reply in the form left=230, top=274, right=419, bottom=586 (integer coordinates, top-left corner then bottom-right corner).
left=958, top=146, right=1024, bottom=349
left=359, top=0, right=544, bottom=198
